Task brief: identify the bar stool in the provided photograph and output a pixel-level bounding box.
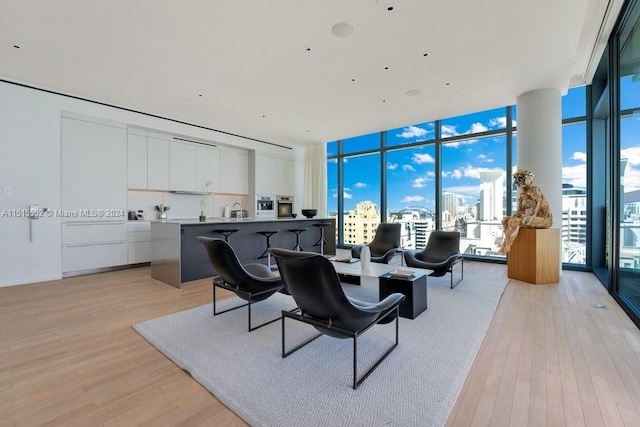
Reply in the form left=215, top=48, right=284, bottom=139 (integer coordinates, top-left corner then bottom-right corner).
left=313, top=222, right=331, bottom=255
left=257, top=230, right=279, bottom=269
left=212, top=228, right=240, bottom=242
left=288, top=228, right=308, bottom=251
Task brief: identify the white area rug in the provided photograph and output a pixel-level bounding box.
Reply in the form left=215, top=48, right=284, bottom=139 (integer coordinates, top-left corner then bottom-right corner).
left=133, top=273, right=508, bottom=426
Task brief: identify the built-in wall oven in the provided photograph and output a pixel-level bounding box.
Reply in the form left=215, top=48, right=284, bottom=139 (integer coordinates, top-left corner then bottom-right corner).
left=256, top=195, right=275, bottom=219
left=276, top=195, right=294, bottom=218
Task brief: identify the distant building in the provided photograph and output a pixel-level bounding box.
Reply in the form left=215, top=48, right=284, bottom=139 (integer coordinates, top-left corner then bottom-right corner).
left=478, top=170, right=504, bottom=221
left=561, top=183, right=587, bottom=263
left=343, top=201, right=380, bottom=245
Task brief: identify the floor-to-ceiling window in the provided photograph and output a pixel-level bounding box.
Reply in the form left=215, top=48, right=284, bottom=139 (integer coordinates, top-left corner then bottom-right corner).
left=616, top=3, right=640, bottom=319
left=327, top=92, right=587, bottom=264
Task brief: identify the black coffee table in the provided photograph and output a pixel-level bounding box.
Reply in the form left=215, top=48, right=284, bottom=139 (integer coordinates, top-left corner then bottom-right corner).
left=379, top=270, right=428, bottom=319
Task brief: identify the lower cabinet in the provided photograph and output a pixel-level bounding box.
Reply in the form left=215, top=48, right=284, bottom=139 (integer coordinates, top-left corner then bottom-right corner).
left=128, top=221, right=151, bottom=264
left=62, top=221, right=128, bottom=273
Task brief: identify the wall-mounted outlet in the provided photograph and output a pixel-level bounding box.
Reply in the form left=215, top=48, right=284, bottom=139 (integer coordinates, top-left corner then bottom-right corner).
left=3, top=186, right=12, bottom=197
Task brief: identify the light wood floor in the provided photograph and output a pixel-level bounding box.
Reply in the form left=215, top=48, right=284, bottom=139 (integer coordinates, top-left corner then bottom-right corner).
left=1, top=263, right=639, bottom=426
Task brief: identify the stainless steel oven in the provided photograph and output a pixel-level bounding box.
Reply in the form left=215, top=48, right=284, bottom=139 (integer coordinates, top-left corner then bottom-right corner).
left=256, top=194, right=275, bottom=219
left=276, top=195, right=294, bottom=218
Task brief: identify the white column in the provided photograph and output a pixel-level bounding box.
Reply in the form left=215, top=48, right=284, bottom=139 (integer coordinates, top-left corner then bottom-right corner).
left=516, top=88, right=563, bottom=272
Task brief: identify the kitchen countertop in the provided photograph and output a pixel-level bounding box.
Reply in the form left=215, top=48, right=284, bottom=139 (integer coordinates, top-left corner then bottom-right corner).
left=155, top=217, right=334, bottom=226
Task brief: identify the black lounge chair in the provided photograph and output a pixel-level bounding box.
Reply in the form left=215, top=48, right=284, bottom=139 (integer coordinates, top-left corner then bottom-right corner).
left=270, top=247, right=405, bottom=389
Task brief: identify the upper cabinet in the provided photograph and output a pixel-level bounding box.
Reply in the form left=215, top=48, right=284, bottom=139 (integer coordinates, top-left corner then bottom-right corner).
left=127, top=131, right=148, bottom=189
left=127, top=128, right=170, bottom=191
left=196, top=145, right=220, bottom=193
left=126, top=127, right=247, bottom=194
left=169, top=141, right=197, bottom=191
left=147, top=135, right=170, bottom=190
left=253, top=152, right=294, bottom=196
left=219, top=148, right=249, bottom=194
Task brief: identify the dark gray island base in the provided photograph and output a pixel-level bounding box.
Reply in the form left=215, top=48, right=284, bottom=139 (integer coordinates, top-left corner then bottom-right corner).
left=151, top=218, right=336, bottom=287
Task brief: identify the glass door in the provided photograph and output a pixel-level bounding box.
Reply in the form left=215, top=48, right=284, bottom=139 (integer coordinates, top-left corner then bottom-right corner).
left=617, top=12, right=640, bottom=315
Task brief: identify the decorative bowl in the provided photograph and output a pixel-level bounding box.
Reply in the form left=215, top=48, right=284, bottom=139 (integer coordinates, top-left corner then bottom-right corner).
left=301, top=209, right=317, bottom=219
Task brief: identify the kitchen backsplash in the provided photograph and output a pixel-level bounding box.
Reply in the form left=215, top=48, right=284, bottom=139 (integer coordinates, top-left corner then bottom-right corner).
left=128, top=190, right=249, bottom=220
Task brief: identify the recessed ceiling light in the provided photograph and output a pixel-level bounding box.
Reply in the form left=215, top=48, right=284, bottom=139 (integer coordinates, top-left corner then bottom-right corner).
left=262, top=115, right=266, bottom=118
left=13, top=45, right=20, bottom=49
left=406, top=89, right=421, bottom=97
left=387, top=6, right=394, bottom=11
left=382, top=99, right=387, bottom=103
left=384, top=66, right=390, bottom=70
left=351, top=78, right=357, bottom=82
left=331, top=22, right=355, bottom=38
left=423, top=53, right=429, bottom=57
left=198, top=94, right=203, bottom=97
left=445, top=82, right=451, bottom=86
left=303, top=46, right=311, bottom=52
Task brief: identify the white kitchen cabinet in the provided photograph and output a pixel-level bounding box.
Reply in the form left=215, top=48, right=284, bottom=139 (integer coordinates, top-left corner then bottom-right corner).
left=62, top=221, right=128, bottom=273
left=275, top=157, right=294, bottom=196
left=196, top=145, right=220, bottom=193
left=127, top=131, right=148, bottom=189
left=61, top=116, right=127, bottom=220
left=170, top=141, right=197, bottom=191
left=219, top=148, right=248, bottom=194
left=254, top=153, right=275, bottom=195
left=253, top=153, right=294, bottom=196
left=128, top=221, right=151, bottom=264
left=147, top=136, right=170, bottom=190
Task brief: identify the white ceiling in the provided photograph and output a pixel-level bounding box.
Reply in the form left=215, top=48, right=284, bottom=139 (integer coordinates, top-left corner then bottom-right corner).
left=0, top=0, right=621, bottom=148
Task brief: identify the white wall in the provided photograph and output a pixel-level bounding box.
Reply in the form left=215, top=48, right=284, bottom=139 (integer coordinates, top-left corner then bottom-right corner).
left=0, top=81, right=294, bottom=287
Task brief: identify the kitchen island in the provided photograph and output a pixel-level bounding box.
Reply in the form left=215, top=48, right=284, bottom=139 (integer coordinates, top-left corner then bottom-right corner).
left=151, top=217, right=336, bottom=287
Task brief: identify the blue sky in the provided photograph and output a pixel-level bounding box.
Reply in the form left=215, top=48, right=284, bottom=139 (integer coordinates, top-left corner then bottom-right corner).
left=328, top=83, right=640, bottom=213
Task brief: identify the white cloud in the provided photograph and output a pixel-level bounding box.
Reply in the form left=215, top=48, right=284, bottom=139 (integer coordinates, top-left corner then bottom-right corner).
left=401, top=195, right=425, bottom=202
left=562, top=164, right=587, bottom=188
left=343, top=191, right=353, bottom=199
left=442, top=165, right=505, bottom=180
left=477, top=154, right=494, bottom=163
left=469, top=122, right=488, bottom=133
left=403, top=164, right=416, bottom=172
left=412, top=153, right=435, bottom=164
left=441, top=124, right=459, bottom=138
left=412, top=177, right=427, bottom=188
left=355, top=182, right=367, bottom=188
left=571, top=152, right=587, bottom=162
left=426, top=171, right=435, bottom=177
left=442, top=138, right=477, bottom=148
left=621, top=146, right=640, bottom=191
left=488, top=117, right=507, bottom=129
left=397, top=125, right=429, bottom=139
left=387, top=163, right=398, bottom=170
left=327, top=158, right=338, bottom=163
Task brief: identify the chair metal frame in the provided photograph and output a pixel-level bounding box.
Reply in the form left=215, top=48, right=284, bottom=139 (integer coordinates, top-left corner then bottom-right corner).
left=281, top=306, right=400, bottom=390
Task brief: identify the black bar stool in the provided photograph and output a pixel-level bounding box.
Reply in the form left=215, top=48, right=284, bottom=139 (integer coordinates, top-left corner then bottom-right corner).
left=257, top=230, right=279, bottom=269
left=313, top=222, right=331, bottom=255
left=212, top=228, right=240, bottom=242
left=288, top=228, right=308, bottom=251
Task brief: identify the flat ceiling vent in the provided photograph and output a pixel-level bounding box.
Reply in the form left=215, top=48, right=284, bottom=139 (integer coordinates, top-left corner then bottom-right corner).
left=173, top=136, right=216, bottom=147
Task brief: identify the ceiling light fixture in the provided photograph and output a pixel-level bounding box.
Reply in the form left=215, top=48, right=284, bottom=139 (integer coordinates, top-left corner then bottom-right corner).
left=445, top=82, right=451, bottom=86
left=351, top=78, right=357, bottom=82
left=303, top=46, right=311, bottom=52
left=13, top=45, right=20, bottom=49
left=384, top=66, right=390, bottom=70
left=423, top=53, right=429, bottom=57
left=331, top=22, right=355, bottom=38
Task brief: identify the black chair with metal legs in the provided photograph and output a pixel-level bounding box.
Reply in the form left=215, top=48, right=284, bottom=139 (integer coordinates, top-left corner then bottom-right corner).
left=212, top=228, right=240, bottom=242
left=270, top=247, right=406, bottom=390
left=257, top=230, right=279, bottom=270
left=403, top=230, right=464, bottom=289
left=312, top=222, right=331, bottom=255
left=351, top=223, right=401, bottom=264
left=196, top=236, right=284, bottom=332
left=287, top=228, right=307, bottom=251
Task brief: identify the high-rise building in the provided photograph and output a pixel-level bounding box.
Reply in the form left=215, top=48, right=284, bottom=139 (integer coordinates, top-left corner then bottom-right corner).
left=478, top=170, right=504, bottom=221
left=343, top=201, right=380, bottom=245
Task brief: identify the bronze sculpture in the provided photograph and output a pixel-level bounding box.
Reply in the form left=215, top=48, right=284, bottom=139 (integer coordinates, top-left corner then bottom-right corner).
left=497, top=169, right=553, bottom=254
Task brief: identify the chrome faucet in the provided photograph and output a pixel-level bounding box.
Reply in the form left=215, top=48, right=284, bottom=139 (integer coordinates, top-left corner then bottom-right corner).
left=233, top=201, right=242, bottom=221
